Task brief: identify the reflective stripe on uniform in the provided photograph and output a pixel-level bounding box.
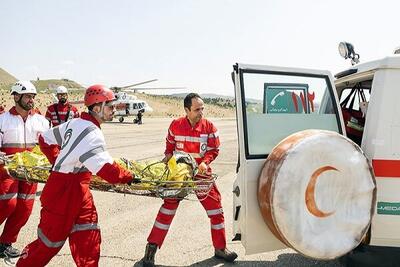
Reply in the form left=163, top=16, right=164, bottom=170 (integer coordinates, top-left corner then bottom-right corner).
left=0, top=193, right=17, bottom=200
left=2, top=143, right=36, bottom=148
left=208, top=131, right=219, bottom=138
left=206, top=208, right=223, bottom=216
left=49, top=111, right=69, bottom=115
left=211, top=223, right=225, bottom=230
left=71, top=223, right=100, bottom=233
left=188, top=152, right=202, bottom=159
left=160, top=207, right=176, bottom=215
left=53, top=127, right=62, bottom=146
left=166, top=138, right=175, bottom=144
left=175, top=135, right=207, bottom=143
left=154, top=221, right=170, bottom=230
left=206, top=146, right=218, bottom=151
left=168, top=129, right=175, bottom=137
left=79, top=145, right=105, bottom=163
left=38, top=228, right=66, bottom=248
left=54, top=125, right=97, bottom=171
left=17, top=193, right=36, bottom=200
left=51, top=116, right=73, bottom=120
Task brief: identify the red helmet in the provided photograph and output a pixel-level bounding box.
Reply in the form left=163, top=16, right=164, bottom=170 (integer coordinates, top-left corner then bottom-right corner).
left=84, top=84, right=115, bottom=107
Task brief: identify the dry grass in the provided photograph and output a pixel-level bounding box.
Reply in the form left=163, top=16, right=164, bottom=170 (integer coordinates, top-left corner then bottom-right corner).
left=0, top=77, right=235, bottom=118
left=138, top=93, right=235, bottom=118
left=0, top=91, right=235, bottom=118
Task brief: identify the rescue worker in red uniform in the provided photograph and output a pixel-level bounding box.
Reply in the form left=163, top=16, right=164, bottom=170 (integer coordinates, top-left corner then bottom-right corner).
left=45, top=85, right=79, bottom=127
left=17, top=85, right=137, bottom=267
left=0, top=81, right=49, bottom=258
left=142, top=93, right=238, bottom=266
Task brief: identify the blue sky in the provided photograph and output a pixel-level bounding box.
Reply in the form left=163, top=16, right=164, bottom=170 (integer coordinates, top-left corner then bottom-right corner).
left=1, top=0, right=399, bottom=96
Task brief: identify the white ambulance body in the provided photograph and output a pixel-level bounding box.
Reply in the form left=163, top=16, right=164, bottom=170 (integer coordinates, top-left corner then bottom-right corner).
left=232, top=52, right=400, bottom=256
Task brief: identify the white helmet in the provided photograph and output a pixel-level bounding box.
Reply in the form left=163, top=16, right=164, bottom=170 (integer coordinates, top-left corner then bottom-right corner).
left=56, top=85, right=68, bottom=94
left=11, top=81, right=37, bottom=95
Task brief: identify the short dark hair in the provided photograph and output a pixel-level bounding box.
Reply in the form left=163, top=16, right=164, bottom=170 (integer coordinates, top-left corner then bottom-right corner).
left=88, top=103, right=101, bottom=111
left=184, top=93, right=202, bottom=110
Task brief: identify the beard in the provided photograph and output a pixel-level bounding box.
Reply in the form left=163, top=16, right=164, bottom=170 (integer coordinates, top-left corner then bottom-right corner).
left=18, top=99, right=34, bottom=111
left=59, top=98, right=67, bottom=104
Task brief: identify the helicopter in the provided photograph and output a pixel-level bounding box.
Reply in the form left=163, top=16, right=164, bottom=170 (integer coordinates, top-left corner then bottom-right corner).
left=48, top=79, right=185, bottom=123
left=112, top=91, right=153, bottom=123
left=110, top=79, right=156, bottom=123
left=49, top=87, right=151, bottom=123
left=109, top=79, right=185, bottom=123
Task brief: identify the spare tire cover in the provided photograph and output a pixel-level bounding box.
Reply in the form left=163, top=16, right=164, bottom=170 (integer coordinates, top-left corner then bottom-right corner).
left=258, top=130, right=376, bottom=260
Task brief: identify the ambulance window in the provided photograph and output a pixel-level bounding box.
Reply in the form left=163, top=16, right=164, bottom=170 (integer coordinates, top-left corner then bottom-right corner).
left=241, top=71, right=341, bottom=158
left=340, top=87, right=371, bottom=110
left=339, top=83, right=371, bottom=145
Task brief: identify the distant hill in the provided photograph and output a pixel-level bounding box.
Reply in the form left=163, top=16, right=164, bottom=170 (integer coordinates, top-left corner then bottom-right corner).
left=137, top=93, right=235, bottom=118
left=32, top=79, right=84, bottom=92
left=152, top=93, right=236, bottom=109
left=0, top=74, right=235, bottom=117
left=0, top=70, right=84, bottom=93
left=170, top=93, right=234, bottom=100
left=201, top=93, right=235, bottom=100
left=0, top=68, right=18, bottom=90
left=164, top=92, right=262, bottom=109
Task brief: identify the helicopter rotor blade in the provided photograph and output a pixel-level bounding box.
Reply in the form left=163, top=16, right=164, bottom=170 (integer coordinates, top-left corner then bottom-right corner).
left=120, top=79, right=158, bottom=89
left=123, top=87, right=186, bottom=92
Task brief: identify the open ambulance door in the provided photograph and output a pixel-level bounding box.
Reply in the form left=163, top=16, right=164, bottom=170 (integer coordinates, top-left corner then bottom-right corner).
left=232, top=63, right=346, bottom=255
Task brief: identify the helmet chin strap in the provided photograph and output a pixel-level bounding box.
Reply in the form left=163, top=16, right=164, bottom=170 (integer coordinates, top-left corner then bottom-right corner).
left=89, top=102, right=106, bottom=121
left=99, top=102, right=106, bottom=119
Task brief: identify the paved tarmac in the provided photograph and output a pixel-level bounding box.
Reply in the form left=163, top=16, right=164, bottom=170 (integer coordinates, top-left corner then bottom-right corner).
left=1, top=117, right=343, bottom=266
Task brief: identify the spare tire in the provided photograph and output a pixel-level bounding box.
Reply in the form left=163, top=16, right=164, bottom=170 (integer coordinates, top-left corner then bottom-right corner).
left=258, top=130, right=376, bottom=260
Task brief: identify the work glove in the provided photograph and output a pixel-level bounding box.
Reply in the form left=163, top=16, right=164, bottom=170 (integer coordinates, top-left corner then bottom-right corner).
left=127, top=173, right=142, bottom=186
left=198, top=162, right=208, bottom=174
left=0, top=152, right=6, bottom=165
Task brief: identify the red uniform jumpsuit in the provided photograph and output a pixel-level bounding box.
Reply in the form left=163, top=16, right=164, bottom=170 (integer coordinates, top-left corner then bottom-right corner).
left=45, top=102, right=79, bottom=127
left=0, top=107, right=49, bottom=245
left=147, top=117, right=226, bottom=249
left=17, top=112, right=133, bottom=267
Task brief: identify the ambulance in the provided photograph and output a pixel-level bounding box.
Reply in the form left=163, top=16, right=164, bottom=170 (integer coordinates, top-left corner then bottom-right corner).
left=231, top=42, right=400, bottom=265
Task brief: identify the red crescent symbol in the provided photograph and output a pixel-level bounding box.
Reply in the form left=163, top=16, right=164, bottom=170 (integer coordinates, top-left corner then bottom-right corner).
left=305, top=166, right=339, bottom=218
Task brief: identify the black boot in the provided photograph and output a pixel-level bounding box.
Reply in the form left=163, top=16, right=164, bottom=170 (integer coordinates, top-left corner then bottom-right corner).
left=214, top=247, right=238, bottom=262
left=142, top=243, right=157, bottom=267
left=0, top=243, right=21, bottom=258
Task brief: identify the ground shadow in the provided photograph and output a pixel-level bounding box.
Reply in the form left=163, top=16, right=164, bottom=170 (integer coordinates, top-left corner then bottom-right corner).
left=133, top=253, right=343, bottom=267
left=107, top=121, right=136, bottom=124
